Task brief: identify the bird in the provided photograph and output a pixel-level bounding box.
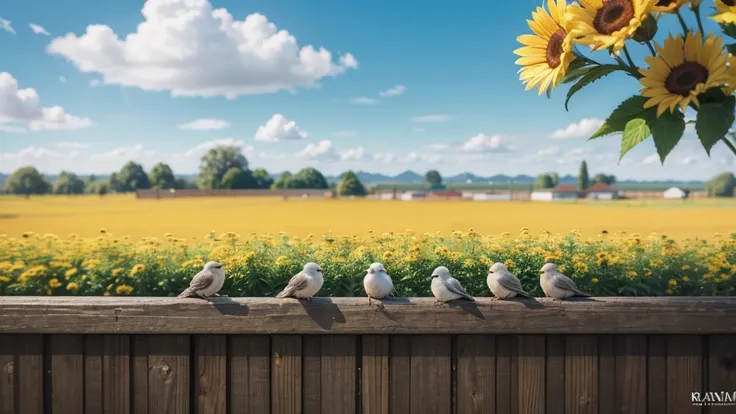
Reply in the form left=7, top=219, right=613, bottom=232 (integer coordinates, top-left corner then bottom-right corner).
left=430, top=266, right=475, bottom=303
left=539, top=263, right=591, bottom=300
left=363, top=262, right=394, bottom=305
left=487, top=262, right=533, bottom=299
left=177, top=261, right=225, bottom=300
left=276, top=262, right=324, bottom=301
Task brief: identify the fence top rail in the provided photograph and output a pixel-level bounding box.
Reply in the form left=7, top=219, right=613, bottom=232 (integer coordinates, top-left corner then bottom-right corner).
left=1, top=296, right=734, bottom=334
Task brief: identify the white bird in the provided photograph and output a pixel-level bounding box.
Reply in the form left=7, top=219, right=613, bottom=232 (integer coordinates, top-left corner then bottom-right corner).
left=487, top=262, right=533, bottom=299
left=363, top=262, right=394, bottom=305
left=539, top=263, right=591, bottom=300
left=430, top=266, right=474, bottom=303
left=178, top=261, right=225, bottom=300
left=276, top=262, right=324, bottom=301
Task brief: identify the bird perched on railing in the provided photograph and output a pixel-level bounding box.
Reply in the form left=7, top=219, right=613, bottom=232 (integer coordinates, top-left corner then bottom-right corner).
left=178, top=261, right=225, bottom=300
left=363, top=262, right=394, bottom=305
left=430, top=266, right=474, bottom=303
left=539, top=263, right=590, bottom=299
left=487, top=262, right=533, bottom=299
left=276, top=262, right=324, bottom=301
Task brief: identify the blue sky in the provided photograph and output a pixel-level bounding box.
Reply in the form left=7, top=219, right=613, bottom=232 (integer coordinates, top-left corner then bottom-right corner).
left=1, top=0, right=734, bottom=180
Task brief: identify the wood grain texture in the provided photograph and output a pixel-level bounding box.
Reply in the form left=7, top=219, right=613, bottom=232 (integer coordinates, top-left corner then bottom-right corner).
left=302, top=335, right=321, bottom=413
left=496, top=336, right=518, bottom=414
left=410, top=335, right=451, bottom=414
left=648, top=336, right=667, bottom=414
left=518, top=335, right=545, bottom=414
left=666, top=336, right=703, bottom=414
left=271, top=335, right=301, bottom=414
left=565, top=335, right=598, bottom=414
left=362, top=335, right=389, bottom=414
left=17, top=334, right=43, bottom=414
left=598, top=336, right=615, bottom=414
left=49, top=335, right=84, bottom=414
left=615, top=336, right=646, bottom=414
left=389, top=335, right=411, bottom=414
left=229, top=335, right=270, bottom=414
left=195, top=335, right=227, bottom=414
left=320, top=335, right=357, bottom=414
left=2, top=297, right=736, bottom=334
left=132, top=335, right=149, bottom=414
left=0, top=335, right=14, bottom=414
left=146, top=335, right=190, bottom=414
left=707, top=335, right=736, bottom=414
left=84, top=335, right=104, bottom=414
left=103, top=335, right=130, bottom=414
left=456, top=335, right=495, bottom=414
left=546, top=336, right=565, bottom=414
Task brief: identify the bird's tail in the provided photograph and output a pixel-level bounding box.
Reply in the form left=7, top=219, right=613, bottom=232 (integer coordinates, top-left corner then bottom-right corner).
left=575, top=289, right=592, bottom=297
left=461, top=293, right=475, bottom=301
left=177, top=288, right=196, bottom=298
left=276, top=287, right=293, bottom=298
left=517, top=290, right=534, bottom=298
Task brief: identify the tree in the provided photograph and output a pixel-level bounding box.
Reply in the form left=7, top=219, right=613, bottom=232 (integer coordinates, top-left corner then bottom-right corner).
left=425, top=170, right=443, bottom=189
left=578, top=160, right=590, bottom=190
left=252, top=168, right=274, bottom=189
left=534, top=173, right=554, bottom=189
left=174, top=178, right=197, bottom=189
left=117, top=161, right=151, bottom=192
left=548, top=172, right=559, bottom=187
left=337, top=170, right=367, bottom=196
left=84, top=175, right=98, bottom=194
left=149, top=163, right=176, bottom=189
left=272, top=172, right=293, bottom=189
left=593, top=173, right=616, bottom=185
left=108, top=172, right=126, bottom=193
left=289, top=168, right=329, bottom=189
left=197, top=146, right=248, bottom=189
left=53, top=171, right=85, bottom=195
left=4, top=166, right=51, bottom=196
left=220, top=167, right=254, bottom=189
left=705, top=172, right=736, bottom=197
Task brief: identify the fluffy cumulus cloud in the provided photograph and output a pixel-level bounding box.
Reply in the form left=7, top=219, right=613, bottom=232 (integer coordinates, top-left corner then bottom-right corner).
left=46, top=0, right=357, bottom=98
left=379, top=85, right=407, bottom=97
left=255, top=114, right=307, bottom=142
left=537, top=146, right=561, bottom=157
left=177, top=118, right=231, bottom=131
left=458, top=133, right=511, bottom=153
left=29, top=24, right=50, bottom=36
left=0, top=72, right=93, bottom=132
left=0, top=17, right=15, bottom=35
left=551, top=118, right=604, bottom=139
left=295, top=140, right=337, bottom=160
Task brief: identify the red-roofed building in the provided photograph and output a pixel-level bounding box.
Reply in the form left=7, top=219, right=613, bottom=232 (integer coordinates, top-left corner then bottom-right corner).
left=531, top=184, right=580, bottom=201
left=584, top=183, right=618, bottom=200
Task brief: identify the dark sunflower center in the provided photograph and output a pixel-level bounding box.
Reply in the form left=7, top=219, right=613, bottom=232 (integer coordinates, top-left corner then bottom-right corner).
left=593, top=0, right=635, bottom=35
left=656, top=0, right=677, bottom=6
left=546, top=28, right=566, bottom=68
left=723, top=0, right=735, bottom=6
left=664, top=62, right=709, bottom=96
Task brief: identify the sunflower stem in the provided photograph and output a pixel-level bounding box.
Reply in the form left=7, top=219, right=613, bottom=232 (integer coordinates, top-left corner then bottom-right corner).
left=692, top=5, right=705, bottom=38
left=675, top=9, right=690, bottom=36
left=645, top=40, right=657, bottom=56
left=722, top=137, right=736, bottom=158
left=623, top=45, right=637, bottom=69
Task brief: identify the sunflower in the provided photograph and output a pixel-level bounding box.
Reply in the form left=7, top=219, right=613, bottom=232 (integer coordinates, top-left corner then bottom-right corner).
left=639, top=32, right=730, bottom=116
left=566, top=0, right=658, bottom=52
left=514, top=0, right=576, bottom=95
left=711, top=0, right=736, bottom=24
left=652, top=0, right=699, bottom=13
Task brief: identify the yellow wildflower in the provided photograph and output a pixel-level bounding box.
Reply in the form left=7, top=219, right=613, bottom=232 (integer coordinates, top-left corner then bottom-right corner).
left=64, top=268, right=78, bottom=279
left=682, top=276, right=689, bottom=282
left=49, top=278, right=62, bottom=288
left=627, top=271, right=638, bottom=278
left=103, top=291, right=111, bottom=296
left=463, top=258, right=475, bottom=268
left=112, top=268, right=124, bottom=277
left=681, top=265, right=691, bottom=271
left=644, top=269, right=653, bottom=277
left=275, top=256, right=290, bottom=267
left=383, top=251, right=394, bottom=260
left=0, top=275, right=10, bottom=283
left=666, top=288, right=674, bottom=295
left=504, top=259, right=516, bottom=270
left=668, top=279, right=677, bottom=287
left=130, top=264, right=145, bottom=277
left=66, top=282, right=79, bottom=293
left=721, top=274, right=732, bottom=281
left=592, top=278, right=599, bottom=284
left=116, top=285, right=134, bottom=295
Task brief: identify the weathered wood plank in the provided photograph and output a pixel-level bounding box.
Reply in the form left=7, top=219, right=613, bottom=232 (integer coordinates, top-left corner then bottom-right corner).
left=302, top=336, right=321, bottom=414
left=456, top=335, right=495, bottom=414
left=147, top=335, right=189, bottom=414
left=84, top=335, right=104, bottom=414
left=598, top=336, right=615, bottom=414
left=2, top=297, right=736, bottom=334
left=565, top=335, right=598, bottom=414
left=410, top=335, right=451, bottom=414
left=0, top=335, right=15, bottom=414
left=271, top=335, right=301, bottom=414
left=518, top=335, right=545, bottom=414
left=389, top=335, right=411, bottom=414
left=49, top=334, right=84, bottom=414
left=362, top=335, right=389, bottom=414
left=320, top=335, right=357, bottom=414
left=131, top=335, right=149, bottom=414
left=707, top=335, right=736, bottom=414
left=615, top=335, right=646, bottom=414
left=648, top=336, right=667, bottom=414
left=667, top=336, right=702, bottom=414
left=195, top=335, right=227, bottom=414
left=496, top=336, right=518, bottom=414
left=230, top=335, right=270, bottom=414
left=546, top=336, right=565, bottom=414
left=103, top=335, right=130, bottom=414
left=17, top=334, right=43, bottom=414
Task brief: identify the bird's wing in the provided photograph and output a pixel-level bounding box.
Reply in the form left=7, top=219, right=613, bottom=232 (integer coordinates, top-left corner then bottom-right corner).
left=445, top=278, right=474, bottom=300
left=187, top=269, right=215, bottom=292
left=551, top=273, right=590, bottom=296
left=498, top=271, right=533, bottom=297
left=277, top=272, right=310, bottom=297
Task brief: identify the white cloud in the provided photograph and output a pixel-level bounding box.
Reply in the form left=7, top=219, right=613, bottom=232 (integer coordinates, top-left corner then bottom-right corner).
left=680, top=156, right=697, bottom=165
left=340, top=146, right=365, bottom=161
left=183, top=138, right=251, bottom=157
left=551, top=118, right=604, bottom=139
left=410, top=114, right=453, bottom=123
left=29, top=24, right=50, bottom=36
left=0, top=72, right=93, bottom=131
left=177, top=118, right=231, bottom=131
left=56, top=141, right=90, bottom=149
left=352, top=97, right=379, bottom=104
left=0, top=17, right=15, bottom=35
left=567, top=147, right=592, bottom=157
left=46, top=0, right=357, bottom=98
left=379, top=85, right=407, bottom=97
left=641, top=154, right=659, bottom=165
left=332, top=130, right=358, bottom=138
left=426, top=144, right=449, bottom=151
left=255, top=114, right=307, bottom=142
left=59, top=76, right=67, bottom=83
left=0, top=125, right=27, bottom=133
left=295, top=140, right=336, bottom=160
left=537, top=146, right=561, bottom=156
left=459, top=133, right=510, bottom=153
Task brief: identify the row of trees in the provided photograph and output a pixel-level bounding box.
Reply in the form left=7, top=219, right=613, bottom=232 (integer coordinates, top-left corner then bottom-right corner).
left=535, top=160, right=616, bottom=190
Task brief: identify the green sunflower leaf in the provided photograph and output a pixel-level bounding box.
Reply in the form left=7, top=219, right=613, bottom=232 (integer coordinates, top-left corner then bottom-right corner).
left=696, top=97, right=736, bottom=156
left=721, top=23, right=736, bottom=40
left=589, top=95, right=650, bottom=140
left=620, top=118, right=652, bottom=160
left=564, top=65, right=620, bottom=111
left=728, top=43, right=736, bottom=55
left=560, top=61, right=593, bottom=85
left=649, top=110, right=686, bottom=164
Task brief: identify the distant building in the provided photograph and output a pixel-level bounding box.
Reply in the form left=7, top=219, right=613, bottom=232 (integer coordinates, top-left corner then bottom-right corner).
left=663, top=187, right=690, bottom=199
left=400, top=191, right=427, bottom=201
left=531, top=184, right=579, bottom=201
left=584, top=183, right=618, bottom=200
left=429, top=189, right=463, bottom=200
left=472, top=192, right=513, bottom=201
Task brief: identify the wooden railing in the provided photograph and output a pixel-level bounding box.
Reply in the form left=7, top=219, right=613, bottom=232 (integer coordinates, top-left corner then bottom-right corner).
left=1, top=297, right=735, bottom=413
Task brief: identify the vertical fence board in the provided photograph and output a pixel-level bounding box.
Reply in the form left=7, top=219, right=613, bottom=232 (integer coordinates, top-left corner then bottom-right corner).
left=546, top=336, right=565, bottom=414
left=410, top=335, right=451, bottom=414
left=615, top=336, right=646, bottom=414
left=648, top=336, right=667, bottom=414
left=518, top=335, right=545, bottom=414
left=598, top=336, right=615, bottom=414
left=456, top=335, right=495, bottom=414
left=565, top=335, right=598, bottom=414
left=230, top=336, right=270, bottom=414
left=321, top=335, right=357, bottom=414
left=496, top=335, right=518, bottom=414
left=707, top=335, right=736, bottom=414
left=84, top=335, right=104, bottom=414
left=389, top=335, right=411, bottom=414
left=132, top=336, right=149, bottom=414
left=0, top=335, right=14, bottom=414
left=50, top=335, right=84, bottom=414
left=147, top=335, right=190, bottom=414
left=103, top=335, right=130, bottom=414
left=302, top=336, right=321, bottom=414
left=667, top=336, right=702, bottom=414
left=271, top=335, right=301, bottom=414
left=195, top=335, right=227, bottom=414
left=362, top=335, right=389, bottom=414
left=17, top=334, right=43, bottom=414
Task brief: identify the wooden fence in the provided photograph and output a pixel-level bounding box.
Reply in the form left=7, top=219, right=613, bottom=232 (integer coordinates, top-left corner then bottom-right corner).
left=1, top=297, right=735, bottom=413
left=135, top=189, right=331, bottom=199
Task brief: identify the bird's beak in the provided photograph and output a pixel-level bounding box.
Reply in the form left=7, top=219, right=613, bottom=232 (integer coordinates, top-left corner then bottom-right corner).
left=538, top=269, right=544, bottom=273
left=216, top=265, right=223, bottom=269
left=431, top=274, right=438, bottom=278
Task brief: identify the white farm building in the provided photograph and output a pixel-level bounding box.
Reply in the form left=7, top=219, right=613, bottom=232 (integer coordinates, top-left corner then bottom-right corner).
left=531, top=184, right=579, bottom=201
left=399, top=191, right=427, bottom=201
left=584, top=183, right=618, bottom=200
left=663, top=187, right=689, bottom=199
